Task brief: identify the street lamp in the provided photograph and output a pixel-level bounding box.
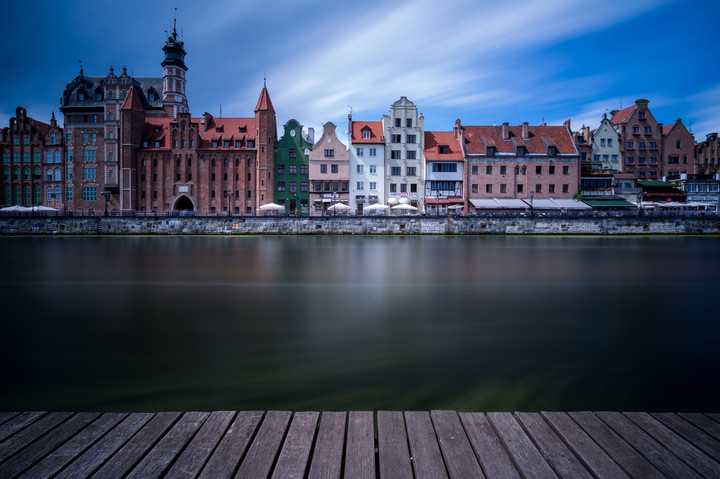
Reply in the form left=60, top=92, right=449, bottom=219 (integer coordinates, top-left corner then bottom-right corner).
left=332, top=190, right=338, bottom=216
left=224, top=190, right=233, bottom=216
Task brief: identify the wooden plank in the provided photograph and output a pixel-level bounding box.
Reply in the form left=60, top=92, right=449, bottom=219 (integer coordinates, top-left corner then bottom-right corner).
left=542, top=412, right=628, bottom=479
left=271, top=411, right=319, bottom=479
left=18, top=413, right=127, bottom=479
left=125, top=411, right=209, bottom=479
left=460, top=412, right=521, bottom=479
left=404, top=411, right=448, bottom=479
left=0, top=412, right=20, bottom=427
left=431, top=410, right=483, bottom=478
left=344, top=411, right=375, bottom=479
left=653, top=413, right=720, bottom=463
left=165, top=411, right=235, bottom=479
left=0, top=411, right=71, bottom=463
left=707, top=413, right=720, bottom=424
left=624, top=412, right=720, bottom=479
left=596, top=411, right=701, bottom=478
left=307, top=411, right=346, bottom=479
left=515, top=412, right=593, bottom=479
left=0, top=412, right=99, bottom=478
left=679, top=412, right=720, bottom=442
left=89, top=411, right=181, bottom=478
left=487, top=412, right=556, bottom=479
left=55, top=413, right=154, bottom=479
left=197, top=410, right=263, bottom=479
left=0, top=411, right=47, bottom=444
left=377, top=410, right=413, bottom=479
left=569, top=411, right=664, bottom=479
left=234, top=410, right=292, bottom=479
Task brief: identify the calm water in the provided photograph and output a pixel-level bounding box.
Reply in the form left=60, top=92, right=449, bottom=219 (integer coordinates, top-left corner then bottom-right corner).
left=1, top=235, right=719, bottom=413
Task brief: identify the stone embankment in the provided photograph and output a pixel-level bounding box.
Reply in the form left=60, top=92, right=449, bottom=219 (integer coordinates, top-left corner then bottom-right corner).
left=1, top=216, right=719, bottom=235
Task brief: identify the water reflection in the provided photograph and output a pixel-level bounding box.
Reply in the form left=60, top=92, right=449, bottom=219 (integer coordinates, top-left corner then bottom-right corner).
left=1, top=236, right=719, bottom=412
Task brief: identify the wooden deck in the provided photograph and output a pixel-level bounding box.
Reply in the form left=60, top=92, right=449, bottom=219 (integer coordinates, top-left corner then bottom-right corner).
left=0, top=410, right=719, bottom=478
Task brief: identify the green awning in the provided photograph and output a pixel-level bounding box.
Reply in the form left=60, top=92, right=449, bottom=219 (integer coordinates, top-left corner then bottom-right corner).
left=637, top=180, right=676, bottom=188
left=584, top=200, right=637, bottom=208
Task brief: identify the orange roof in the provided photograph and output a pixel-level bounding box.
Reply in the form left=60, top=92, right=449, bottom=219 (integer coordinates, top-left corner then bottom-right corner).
left=254, top=87, right=274, bottom=113
left=142, top=116, right=257, bottom=150
left=350, top=121, right=383, bottom=144
left=662, top=124, right=674, bottom=136
left=610, top=105, right=635, bottom=125
left=462, top=125, right=577, bottom=155
left=120, top=87, right=145, bottom=112
left=424, top=131, right=463, bottom=161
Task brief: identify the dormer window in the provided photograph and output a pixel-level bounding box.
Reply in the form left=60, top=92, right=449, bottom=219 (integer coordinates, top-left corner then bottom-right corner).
left=362, top=129, right=370, bottom=139
left=142, top=141, right=148, bottom=148
left=154, top=141, right=160, bottom=148
left=439, top=145, right=449, bottom=154
left=212, top=140, right=219, bottom=148
left=95, top=92, right=102, bottom=101
left=148, top=89, right=156, bottom=101
left=235, top=140, right=242, bottom=148
left=247, top=140, right=255, bottom=148
left=516, top=146, right=527, bottom=155
left=154, top=127, right=160, bottom=133
left=78, top=92, right=85, bottom=101
left=224, top=140, right=230, bottom=148
left=548, top=146, right=558, bottom=156
left=239, top=126, right=246, bottom=133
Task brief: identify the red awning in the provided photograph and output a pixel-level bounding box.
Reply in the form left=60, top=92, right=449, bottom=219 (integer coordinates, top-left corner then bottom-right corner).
left=426, top=198, right=464, bottom=204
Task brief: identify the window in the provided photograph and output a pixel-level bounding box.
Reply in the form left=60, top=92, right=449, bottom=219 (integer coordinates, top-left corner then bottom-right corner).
left=300, top=182, right=308, bottom=192
left=54, top=169, right=61, bottom=181
left=289, top=165, right=297, bottom=175
left=432, top=163, right=457, bottom=172
left=517, top=184, right=523, bottom=193
left=632, top=126, right=639, bottom=134
left=406, top=167, right=416, bottom=176
left=314, top=182, right=322, bottom=192
left=649, top=157, right=657, bottom=165
left=331, top=164, right=338, bottom=173
left=535, top=184, right=542, bottom=193
left=562, top=166, right=569, bottom=175
left=406, top=134, right=416, bottom=143
left=676, top=140, right=681, bottom=148
left=83, top=167, right=96, bottom=179
left=639, top=112, right=646, bottom=119
left=46, top=152, right=52, bottom=163
left=390, top=183, right=397, bottom=193
left=536, top=166, right=542, bottom=174
left=400, top=184, right=407, bottom=193
left=485, top=166, right=492, bottom=174
left=369, top=148, right=376, bottom=157
left=46, top=170, right=53, bottom=181
left=500, top=165, right=506, bottom=175
left=46, top=187, right=53, bottom=202
left=472, top=165, right=478, bottom=175
left=472, top=184, right=478, bottom=193
left=369, top=182, right=376, bottom=190
left=391, top=150, right=401, bottom=159
left=548, top=183, right=556, bottom=194
left=644, top=127, right=651, bottom=134
left=357, top=165, right=364, bottom=173
left=650, top=141, right=656, bottom=149
left=627, top=157, right=634, bottom=164
left=627, top=141, right=634, bottom=149
left=289, top=182, right=297, bottom=193
left=406, top=151, right=416, bottom=160
left=289, top=149, right=297, bottom=158
left=362, top=130, right=370, bottom=139
left=212, top=140, right=219, bottom=148
left=639, top=157, right=646, bottom=164
left=602, top=154, right=609, bottom=162
left=23, top=152, right=30, bottom=163
left=639, top=142, right=645, bottom=150
left=562, top=184, right=569, bottom=193
left=324, top=149, right=334, bottom=157
left=82, top=186, right=97, bottom=201
left=611, top=155, right=618, bottom=162
left=357, top=181, right=364, bottom=190
left=600, top=139, right=606, bottom=146
left=320, top=164, right=327, bottom=173
left=277, top=164, right=285, bottom=174
left=300, top=165, right=308, bottom=175
left=83, top=150, right=96, bottom=162
left=500, top=184, right=506, bottom=193
left=357, top=148, right=364, bottom=156
left=246, top=140, right=254, bottom=148
left=668, top=156, right=679, bottom=164
left=277, top=181, right=285, bottom=192
left=486, top=184, right=492, bottom=193
left=369, top=165, right=377, bottom=174
left=391, top=166, right=401, bottom=175
left=223, top=140, right=230, bottom=148
left=391, top=134, right=401, bottom=143
left=406, top=119, right=412, bottom=127
left=395, top=118, right=401, bottom=127
left=607, top=139, right=613, bottom=146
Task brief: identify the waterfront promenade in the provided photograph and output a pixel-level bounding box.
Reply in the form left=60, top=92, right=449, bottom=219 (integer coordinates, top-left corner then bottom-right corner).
left=1, top=410, right=719, bottom=478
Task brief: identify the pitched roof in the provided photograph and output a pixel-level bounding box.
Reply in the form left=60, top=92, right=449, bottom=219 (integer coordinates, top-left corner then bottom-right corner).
left=33, top=120, right=49, bottom=139
left=350, top=121, right=383, bottom=144
left=663, top=124, right=674, bottom=136
left=141, top=116, right=257, bottom=150
left=462, top=125, right=577, bottom=155
left=424, top=131, right=463, bottom=161
left=610, top=105, right=636, bottom=125
left=254, top=87, right=274, bottom=113
left=120, top=87, right=145, bottom=112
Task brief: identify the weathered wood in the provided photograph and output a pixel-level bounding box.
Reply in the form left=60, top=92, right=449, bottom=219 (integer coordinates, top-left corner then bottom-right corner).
left=707, top=413, right=720, bottom=424
left=542, top=412, right=629, bottom=479
left=234, top=410, right=292, bottom=479
left=431, top=410, right=484, bottom=478
left=515, top=412, right=592, bottom=479
left=487, top=412, right=557, bottom=479
left=307, top=411, right=346, bottom=479
left=596, top=411, right=701, bottom=478
left=0, top=411, right=71, bottom=463
left=125, top=411, right=209, bottom=479
left=624, top=412, right=720, bottom=479
left=344, top=411, right=375, bottom=479
left=377, top=410, right=413, bottom=479
left=460, top=412, right=521, bottom=479
left=0, top=412, right=98, bottom=478
left=568, top=411, right=664, bottom=479
left=89, top=411, right=181, bottom=478
left=653, top=412, right=720, bottom=463
left=0, top=412, right=20, bottom=427
left=679, top=412, right=720, bottom=442
left=404, top=411, right=448, bottom=479
left=165, top=410, right=235, bottom=479
left=54, top=412, right=153, bottom=479
left=18, top=413, right=127, bottom=479
left=271, top=411, right=319, bottom=479
left=198, top=410, right=263, bottom=479
left=0, top=411, right=45, bottom=443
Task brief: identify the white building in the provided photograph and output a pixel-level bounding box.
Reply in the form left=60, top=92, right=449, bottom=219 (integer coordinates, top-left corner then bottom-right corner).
left=348, top=117, right=385, bottom=214
left=591, top=114, right=622, bottom=172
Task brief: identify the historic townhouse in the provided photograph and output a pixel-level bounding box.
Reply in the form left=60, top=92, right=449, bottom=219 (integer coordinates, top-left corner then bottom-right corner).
left=462, top=121, right=580, bottom=211
left=696, top=132, right=719, bottom=176
left=0, top=107, right=60, bottom=207
left=423, top=126, right=464, bottom=214
left=275, top=119, right=312, bottom=214
left=348, top=118, right=384, bottom=214
left=43, top=113, right=65, bottom=210
left=382, top=97, right=425, bottom=210
left=590, top=114, right=621, bottom=173
left=569, top=122, right=592, bottom=170
left=662, top=119, right=696, bottom=180
left=309, top=122, right=348, bottom=215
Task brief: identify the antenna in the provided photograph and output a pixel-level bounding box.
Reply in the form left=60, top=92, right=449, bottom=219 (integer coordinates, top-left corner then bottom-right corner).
left=78, top=59, right=83, bottom=75
left=348, top=105, right=353, bottom=118
left=219, top=104, right=222, bottom=118
left=173, top=7, right=177, bottom=37
left=264, top=72, right=267, bottom=88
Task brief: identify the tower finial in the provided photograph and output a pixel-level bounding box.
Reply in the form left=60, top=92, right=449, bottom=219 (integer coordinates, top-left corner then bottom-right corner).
left=264, top=72, right=267, bottom=88
left=78, top=59, right=83, bottom=76
left=173, top=7, right=177, bottom=39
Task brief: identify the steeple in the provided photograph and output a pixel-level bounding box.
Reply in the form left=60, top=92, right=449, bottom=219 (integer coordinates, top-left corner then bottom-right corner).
left=161, top=10, right=188, bottom=117
left=255, top=82, right=275, bottom=113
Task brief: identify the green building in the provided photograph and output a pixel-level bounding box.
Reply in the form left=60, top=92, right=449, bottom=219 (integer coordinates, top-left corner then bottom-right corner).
left=275, top=119, right=312, bottom=214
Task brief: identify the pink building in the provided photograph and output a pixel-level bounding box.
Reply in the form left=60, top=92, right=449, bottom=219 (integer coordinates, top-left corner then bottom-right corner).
left=309, top=122, right=349, bottom=215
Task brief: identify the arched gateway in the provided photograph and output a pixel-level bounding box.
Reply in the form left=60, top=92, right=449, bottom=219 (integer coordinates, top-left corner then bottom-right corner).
left=173, top=195, right=194, bottom=212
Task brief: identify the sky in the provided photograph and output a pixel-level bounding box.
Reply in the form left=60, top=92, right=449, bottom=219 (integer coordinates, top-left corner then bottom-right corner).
left=2, top=0, right=719, bottom=143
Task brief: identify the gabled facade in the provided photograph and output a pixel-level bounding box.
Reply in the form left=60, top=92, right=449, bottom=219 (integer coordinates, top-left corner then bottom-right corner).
left=309, top=122, right=348, bottom=215
left=662, top=119, right=695, bottom=180
left=590, top=114, right=621, bottom=172
left=696, top=132, right=719, bottom=176
left=348, top=118, right=384, bottom=213
left=274, top=119, right=312, bottom=214
left=43, top=113, right=65, bottom=210
left=382, top=97, right=425, bottom=210
left=424, top=125, right=464, bottom=214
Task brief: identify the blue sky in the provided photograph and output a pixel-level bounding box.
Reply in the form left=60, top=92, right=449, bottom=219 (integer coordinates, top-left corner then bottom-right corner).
left=2, top=0, right=719, bottom=143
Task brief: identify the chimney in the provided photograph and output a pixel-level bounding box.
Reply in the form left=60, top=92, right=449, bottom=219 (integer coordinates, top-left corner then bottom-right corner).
left=563, top=119, right=571, bottom=130
left=203, top=112, right=214, bottom=131
left=306, top=127, right=315, bottom=144
left=582, top=126, right=591, bottom=142
left=635, top=99, right=649, bottom=107
left=454, top=119, right=462, bottom=138
left=502, top=122, right=509, bottom=140
left=521, top=122, right=529, bottom=140
left=610, top=110, right=619, bottom=118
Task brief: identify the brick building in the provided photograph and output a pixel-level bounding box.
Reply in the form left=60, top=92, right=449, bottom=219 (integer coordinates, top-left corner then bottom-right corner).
left=1, top=107, right=62, bottom=208
left=696, top=132, right=719, bottom=176
left=662, top=119, right=696, bottom=180
left=309, top=122, right=348, bottom=215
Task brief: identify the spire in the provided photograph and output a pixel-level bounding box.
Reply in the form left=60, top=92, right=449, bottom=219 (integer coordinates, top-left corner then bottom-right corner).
left=173, top=7, right=178, bottom=40
left=120, top=87, right=145, bottom=112
left=254, top=83, right=275, bottom=113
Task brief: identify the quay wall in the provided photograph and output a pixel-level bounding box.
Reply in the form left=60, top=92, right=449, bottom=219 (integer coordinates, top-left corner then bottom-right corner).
left=1, top=216, right=720, bottom=235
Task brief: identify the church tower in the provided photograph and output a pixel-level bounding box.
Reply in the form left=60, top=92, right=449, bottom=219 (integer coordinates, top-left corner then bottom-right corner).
left=254, top=80, right=277, bottom=209
left=161, top=17, right=188, bottom=117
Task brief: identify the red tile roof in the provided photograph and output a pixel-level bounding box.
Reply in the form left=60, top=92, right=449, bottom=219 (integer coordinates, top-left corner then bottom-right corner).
left=662, top=124, right=674, bottom=136
left=610, top=105, right=635, bottom=125
left=424, top=131, right=464, bottom=161
left=142, top=116, right=257, bottom=150
left=350, top=121, right=383, bottom=144
left=254, top=87, right=274, bottom=113
left=462, top=125, right=577, bottom=155
left=120, top=87, right=145, bottom=112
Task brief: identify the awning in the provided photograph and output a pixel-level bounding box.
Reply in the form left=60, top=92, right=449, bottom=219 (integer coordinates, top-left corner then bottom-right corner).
left=426, top=198, right=464, bottom=204
left=469, top=198, right=527, bottom=209
left=527, top=198, right=592, bottom=210
left=583, top=200, right=637, bottom=208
